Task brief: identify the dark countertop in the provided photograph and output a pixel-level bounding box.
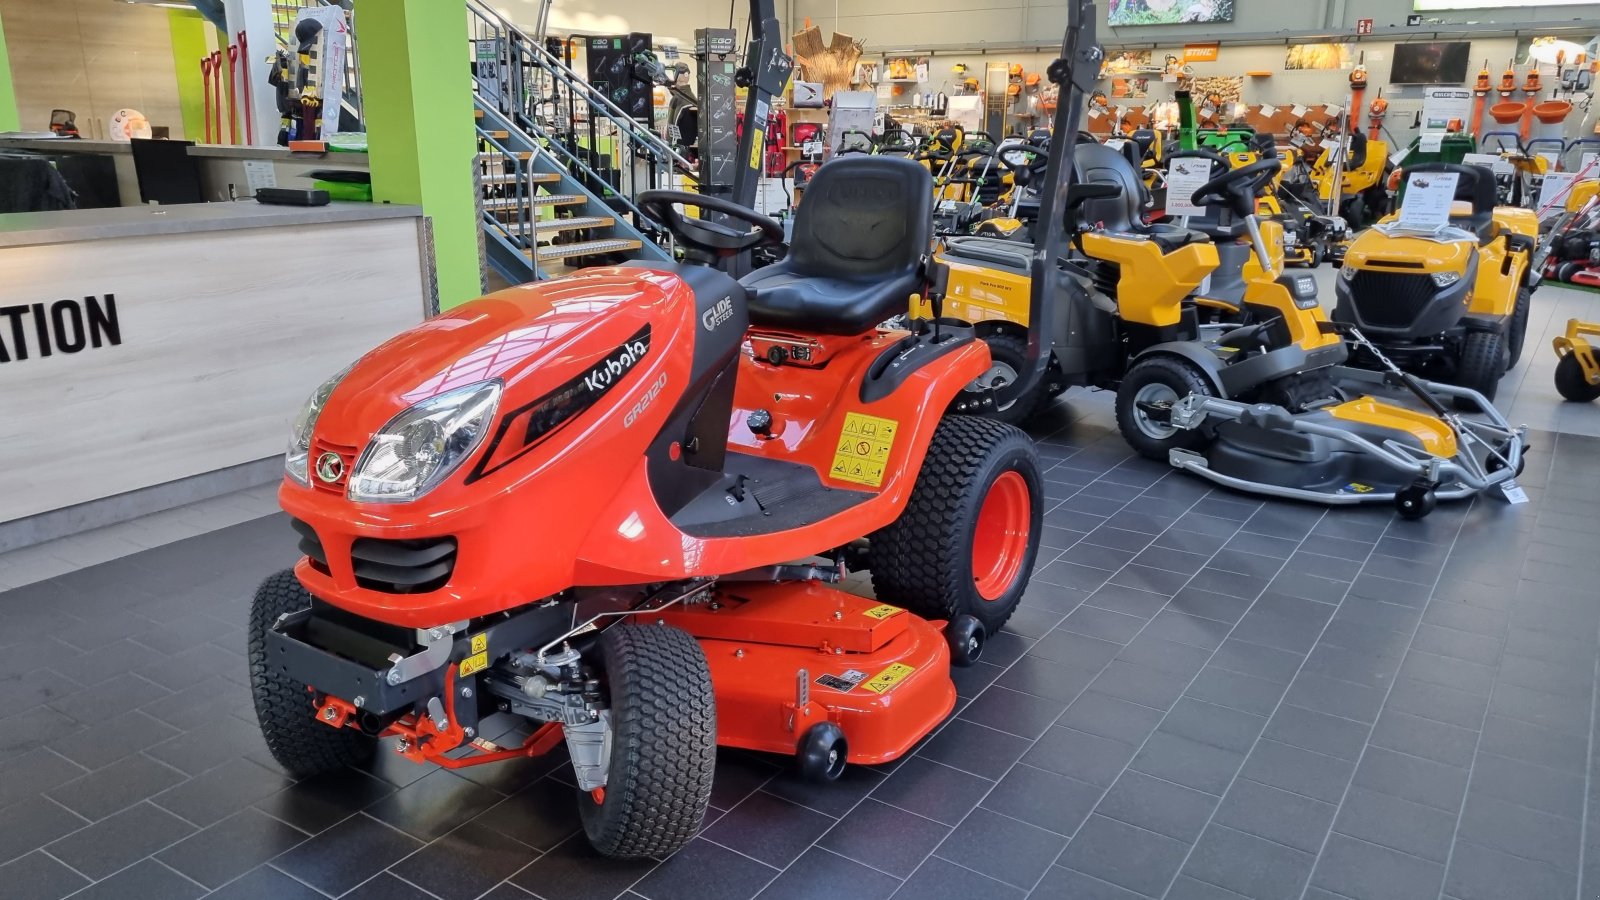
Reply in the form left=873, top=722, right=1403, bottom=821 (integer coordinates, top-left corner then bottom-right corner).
left=0, top=200, right=422, bottom=249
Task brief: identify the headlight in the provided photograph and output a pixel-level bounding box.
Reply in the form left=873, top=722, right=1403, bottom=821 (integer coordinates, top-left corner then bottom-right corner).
left=285, top=366, right=353, bottom=485
left=1430, top=271, right=1461, bottom=288
left=1339, top=265, right=1358, bottom=281
left=348, top=380, right=501, bottom=503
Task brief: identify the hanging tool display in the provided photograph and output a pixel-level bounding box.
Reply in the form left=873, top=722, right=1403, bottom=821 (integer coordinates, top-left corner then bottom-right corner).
left=226, top=44, right=241, bottom=144
left=1368, top=87, right=1388, bottom=141
left=238, top=31, right=254, bottom=144
left=1520, top=64, right=1544, bottom=142
left=200, top=53, right=217, bottom=143
left=1471, top=59, right=1491, bottom=137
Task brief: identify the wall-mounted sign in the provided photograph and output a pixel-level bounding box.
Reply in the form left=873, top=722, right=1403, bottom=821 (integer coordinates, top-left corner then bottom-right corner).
left=1407, top=14, right=1424, bottom=25
left=1183, top=44, right=1219, bottom=63
left=1356, top=18, right=1374, bottom=35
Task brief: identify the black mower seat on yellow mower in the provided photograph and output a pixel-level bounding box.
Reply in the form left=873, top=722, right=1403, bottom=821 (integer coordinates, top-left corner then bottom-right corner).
left=1398, top=163, right=1497, bottom=244
left=741, top=156, right=934, bottom=335
left=1075, top=143, right=1209, bottom=252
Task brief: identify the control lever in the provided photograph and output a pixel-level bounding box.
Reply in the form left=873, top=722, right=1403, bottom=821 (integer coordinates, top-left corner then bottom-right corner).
left=926, top=261, right=952, bottom=344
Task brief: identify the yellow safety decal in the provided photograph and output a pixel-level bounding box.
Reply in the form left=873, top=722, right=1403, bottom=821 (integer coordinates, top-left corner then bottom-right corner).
left=471, top=633, right=488, bottom=654
left=830, top=412, right=899, bottom=487
left=861, top=663, right=916, bottom=694
left=749, top=129, right=765, bottom=170
left=863, top=604, right=904, bottom=620
left=459, top=652, right=489, bottom=678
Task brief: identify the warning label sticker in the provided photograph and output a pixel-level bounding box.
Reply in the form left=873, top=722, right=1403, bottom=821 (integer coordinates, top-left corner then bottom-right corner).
left=815, top=669, right=869, bottom=692
left=470, top=633, right=488, bottom=654
left=830, top=412, right=899, bottom=487
left=459, top=652, right=489, bottom=678
left=860, top=663, right=916, bottom=694
left=863, top=604, right=904, bottom=620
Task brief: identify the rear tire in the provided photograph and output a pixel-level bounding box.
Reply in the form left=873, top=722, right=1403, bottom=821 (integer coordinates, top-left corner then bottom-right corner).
left=249, top=570, right=376, bottom=778
left=1116, top=355, right=1216, bottom=461
left=1453, top=330, right=1505, bottom=409
left=870, top=416, right=1042, bottom=635
left=579, top=624, right=715, bottom=860
left=971, top=333, right=1050, bottom=425
left=1555, top=351, right=1600, bottom=402
left=1507, top=287, right=1532, bottom=368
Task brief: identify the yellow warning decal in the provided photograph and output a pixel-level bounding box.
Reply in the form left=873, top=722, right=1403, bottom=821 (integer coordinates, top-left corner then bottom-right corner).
left=470, top=633, right=488, bottom=654
left=861, top=662, right=916, bottom=694
left=830, top=412, right=899, bottom=487
left=863, top=604, right=904, bottom=620
left=749, top=129, right=765, bottom=170
left=459, top=652, right=489, bottom=678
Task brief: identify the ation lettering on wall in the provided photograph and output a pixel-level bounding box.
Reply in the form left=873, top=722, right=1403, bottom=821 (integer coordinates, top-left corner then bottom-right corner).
left=0, top=295, right=122, bottom=363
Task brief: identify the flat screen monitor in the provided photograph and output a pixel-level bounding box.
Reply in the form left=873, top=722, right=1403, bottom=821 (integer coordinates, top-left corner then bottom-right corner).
left=1389, top=42, right=1471, bottom=84
left=130, top=138, right=204, bottom=204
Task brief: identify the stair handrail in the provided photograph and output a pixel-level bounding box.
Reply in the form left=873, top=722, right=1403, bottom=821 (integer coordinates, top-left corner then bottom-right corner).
left=465, top=0, right=694, bottom=175
left=475, top=126, right=535, bottom=250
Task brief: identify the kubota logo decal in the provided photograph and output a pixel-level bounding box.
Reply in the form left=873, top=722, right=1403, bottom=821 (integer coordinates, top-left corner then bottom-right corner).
left=583, top=334, right=649, bottom=393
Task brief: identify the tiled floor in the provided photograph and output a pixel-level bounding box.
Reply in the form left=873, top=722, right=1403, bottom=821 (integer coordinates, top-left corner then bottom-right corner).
left=3, top=295, right=1599, bottom=900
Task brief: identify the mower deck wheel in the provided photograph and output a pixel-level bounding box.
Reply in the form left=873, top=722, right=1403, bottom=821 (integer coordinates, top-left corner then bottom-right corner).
left=1116, top=355, right=1216, bottom=461
left=1395, top=484, right=1437, bottom=520
left=946, top=615, right=986, bottom=668
left=248, top=570, right=376, bottom=778
left=797, top=722, right=848, bottom=783
left=579, top=624, right=715, bottom=859
left=869, top=415, right=1042, bottom=635
left=1554, top=352, right=1600, bottom=402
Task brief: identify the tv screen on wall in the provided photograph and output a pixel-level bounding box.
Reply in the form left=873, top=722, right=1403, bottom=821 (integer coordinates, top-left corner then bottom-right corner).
left=1107, top=0, right=1234, bottom=26
left=1389, top=42, right=1472, bottom=84
left=1415, top=0, right=1588, bottom=8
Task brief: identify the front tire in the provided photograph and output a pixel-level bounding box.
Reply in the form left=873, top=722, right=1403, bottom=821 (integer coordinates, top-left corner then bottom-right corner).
left=1507, top=287, right=1532, bottom=368
left=1453, top=330, right=1506, bottom=409
left=972, top=332, right=1050, bottom=425
left=870, top=416, right=1042, bottom=635
left=1116, top=355, right=1216, bottom=461
left=579, top=624, right=715, bottom=860
left=249, top=570, right=376, bottom=778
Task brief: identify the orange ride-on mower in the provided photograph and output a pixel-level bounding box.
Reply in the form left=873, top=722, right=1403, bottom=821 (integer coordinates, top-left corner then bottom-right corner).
left=248, top=153, right=1058, bottom=858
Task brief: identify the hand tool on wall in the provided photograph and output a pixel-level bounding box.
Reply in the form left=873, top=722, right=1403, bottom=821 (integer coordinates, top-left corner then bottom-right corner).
left=238, top=31, right=255, bottom=144
left=200, top=54, right=216, bottom=142
left=227, top=44, right=241, bottom=144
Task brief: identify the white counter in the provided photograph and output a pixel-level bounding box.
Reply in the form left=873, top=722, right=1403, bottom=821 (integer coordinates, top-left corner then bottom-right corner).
left=0, top=201, right=432, bottom=538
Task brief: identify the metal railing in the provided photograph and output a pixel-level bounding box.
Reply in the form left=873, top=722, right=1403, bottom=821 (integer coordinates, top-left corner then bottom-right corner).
left=465, top=0, right=693, bottom=223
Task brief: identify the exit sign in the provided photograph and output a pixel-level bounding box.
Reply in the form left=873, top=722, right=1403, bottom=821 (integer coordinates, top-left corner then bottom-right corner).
left=1356, top=18, right=1374, bottom=35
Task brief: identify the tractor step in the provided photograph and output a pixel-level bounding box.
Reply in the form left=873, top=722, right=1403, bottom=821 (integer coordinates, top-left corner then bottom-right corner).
left=531, top=238, right=642, bottom=261
left=481, top=171, right=561, bottom=185
left=484, top=194, right=587, bottom=210
left=503, top=215, right=617, bottom=233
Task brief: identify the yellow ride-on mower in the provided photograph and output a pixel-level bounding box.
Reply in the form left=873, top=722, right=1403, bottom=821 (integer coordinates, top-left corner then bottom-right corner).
left=1552, top=321, right=1600, bottom=401
left=1334, top=163, right=1538, bottom=405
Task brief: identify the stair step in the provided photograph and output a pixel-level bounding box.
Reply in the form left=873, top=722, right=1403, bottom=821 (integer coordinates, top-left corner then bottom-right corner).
left=478, top=150, right=534, bottom=161
left=481, top=171, right=561, bottom=185
left=475, top=108, right=485, bottom=119
left=502, top=215, right=617, bottom=233
left=485, top=130, right=510, bottom=139
left=531, top=238, right=643, bottom=261
left=484, top=194, right=587, bottom=210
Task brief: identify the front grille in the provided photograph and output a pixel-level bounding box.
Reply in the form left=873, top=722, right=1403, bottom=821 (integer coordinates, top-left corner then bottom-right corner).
left=351, top=537, right=458, bottom=594
left=1346, top=271, right=1438, bottom=330
left=309, top=439, right=360, bottom=495
left=290, top=518, right=332, bottom=576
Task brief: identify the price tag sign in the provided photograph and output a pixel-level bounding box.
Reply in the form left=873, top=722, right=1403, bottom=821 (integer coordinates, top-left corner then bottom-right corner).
left=1419, top=132, right=1445, bottom=152
left=1104, top=138, right=1129, bottom=151
left=1502, top=478, right=1529, bottom=504
left=1325, top=104, right=1344, bottom=117
left=1539, top=172, right=1579, bottom=212
left=802, top=140, right=823, bottom=156
left=1320, top=138, right=1344, bottom=161
left=1398, top=169, right=1459, bottom=230
left=1463, top=152, right=1513, bottom=176
left=1165, top=158, right=1212, bottom=217
left=1291, top=104, right=1308, bottom=118
left=1259, top=104, right=1277, bottom=118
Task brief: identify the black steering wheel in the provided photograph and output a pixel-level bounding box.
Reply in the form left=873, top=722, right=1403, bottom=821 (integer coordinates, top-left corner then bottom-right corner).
left=637, top=190, right=786, bottom=257
left=1191, top=159, right=1281, bottom=217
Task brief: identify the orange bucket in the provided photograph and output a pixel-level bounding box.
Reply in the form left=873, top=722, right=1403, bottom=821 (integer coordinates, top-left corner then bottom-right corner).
left=1489, top=101, right=1526, bottom=124
left=1534, top=100, right=1574, bottom=124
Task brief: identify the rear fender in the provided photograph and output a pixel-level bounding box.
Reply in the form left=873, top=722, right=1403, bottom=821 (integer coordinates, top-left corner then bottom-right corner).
left=1136, top=342, right=1227, bottom=397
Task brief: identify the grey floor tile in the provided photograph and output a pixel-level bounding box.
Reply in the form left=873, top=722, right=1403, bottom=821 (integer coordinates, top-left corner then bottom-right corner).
left=1352, top=747, right=1469, bottom=814
left=1262, top=704, right=1370, bottom=762
left=1237, top=740, right=1355, bottom=805
left=1181, top=824, right=1315, bottom=900
left=271, top=814, right=423, bottom=897
left=1311, top=833, right=1445, bottom=900
left=633, top=838, right=777, bottom=900
left=1454, top=793, right=1583, bottom=874
left=1184, top=666, right=1288, bottom=718
left=155, top=807, right=309, bottom=890
left=1031, top=866, right=1147, bottom=900
left=1442, top=840, right=1577, bottom=900
left=47, top=752, right=188, bottom=822
left=934, top=807, right=1065, bottom=890
left=916, top=719, right=1031, bottom=781
left=1058, top=814, right=1190, bottom=898
left=151, top=756, right=292, bottom=828
left=0, top=850, right=90, bottom=900
left=1128, top=731, right=1244, bottom=797
left=871, top=758, right=993, bottom=826
left=388, top=818, right=541, bottom=900
left=892, top=855, right=1024, bottom=900
left=65, top=858, right=205, bottom=900
left=1332, top=786, right=1457, bottom=863
left=701, top=790, right=833, bottom=869
left=753, top=847, right=900, bottom=900
left=1095, top=770, right=1218, bottom=843
left=44, top=801, right=196, bottom=880
left=818, top=799, right=948, bottom=878
left=1211, top=777, right=1335, bottom=854
left=1059, top=690, right=1165, bottom=746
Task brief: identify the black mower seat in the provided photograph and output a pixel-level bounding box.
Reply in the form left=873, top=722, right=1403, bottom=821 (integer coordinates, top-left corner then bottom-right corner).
left=1403, top=163, right=1496, bottom=242
left=1074, top=143, right=1210, bottom=254
left=741, top=156, right=933, bottom=335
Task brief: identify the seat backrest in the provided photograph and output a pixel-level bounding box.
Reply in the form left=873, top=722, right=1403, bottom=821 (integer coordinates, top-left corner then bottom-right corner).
left=1072, top=142, right=1146, bottom=231
left=1403, top=162, right=1495, bottom=232
left=786, top=156, right=934, bottom=280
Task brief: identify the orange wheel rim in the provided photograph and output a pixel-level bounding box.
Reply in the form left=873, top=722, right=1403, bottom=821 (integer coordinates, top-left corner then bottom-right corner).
left=972, top=470, right=1031, bottom=601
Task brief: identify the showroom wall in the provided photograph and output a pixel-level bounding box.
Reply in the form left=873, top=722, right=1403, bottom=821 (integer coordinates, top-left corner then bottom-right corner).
left=790, top=0, right=1600, bottom=49
left=0, top=0, right=185, bottom=139
left=496, top=0, right=798, bottom=54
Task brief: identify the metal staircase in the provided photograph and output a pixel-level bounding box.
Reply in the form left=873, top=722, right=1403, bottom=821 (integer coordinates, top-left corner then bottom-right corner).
left=468, top=0, right=686, bottom=283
